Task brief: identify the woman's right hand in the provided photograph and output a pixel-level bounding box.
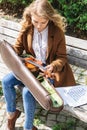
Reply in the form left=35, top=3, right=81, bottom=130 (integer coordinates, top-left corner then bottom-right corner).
left=40, top=64, right=55, bottom=79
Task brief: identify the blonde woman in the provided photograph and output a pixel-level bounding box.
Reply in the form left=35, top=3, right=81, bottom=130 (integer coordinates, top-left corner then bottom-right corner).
left=2, top=0, right=76, bottom=130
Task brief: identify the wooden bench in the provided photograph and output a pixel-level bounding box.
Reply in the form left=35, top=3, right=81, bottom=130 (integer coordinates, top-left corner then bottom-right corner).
left=0, top=18, right=87, bottom=123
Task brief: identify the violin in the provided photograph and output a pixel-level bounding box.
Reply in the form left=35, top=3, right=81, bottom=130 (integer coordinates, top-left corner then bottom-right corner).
left=24, top=57, right=44, bottom=72
left=24, top=56, right=53, bottom=78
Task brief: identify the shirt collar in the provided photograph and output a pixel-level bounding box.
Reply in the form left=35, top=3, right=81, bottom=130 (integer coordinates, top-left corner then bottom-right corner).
left=34, top=26, right=48, bottom=35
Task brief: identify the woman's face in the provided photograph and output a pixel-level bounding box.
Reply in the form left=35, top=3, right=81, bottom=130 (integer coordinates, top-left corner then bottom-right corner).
left=31, top=13, right=49, bottom=32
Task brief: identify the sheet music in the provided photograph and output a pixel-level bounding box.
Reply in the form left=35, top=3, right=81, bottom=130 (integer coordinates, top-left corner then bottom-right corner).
left=56, top=85, right=87, bottom=107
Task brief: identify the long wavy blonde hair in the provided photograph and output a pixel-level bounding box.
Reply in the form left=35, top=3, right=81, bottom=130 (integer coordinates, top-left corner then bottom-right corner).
left=21, top=0, right=66, bottom=32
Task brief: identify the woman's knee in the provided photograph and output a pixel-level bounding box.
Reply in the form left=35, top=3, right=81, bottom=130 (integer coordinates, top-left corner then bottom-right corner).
left=2, top=73, right=15, bottom=89
left=2, top=74, right=10, bottom=87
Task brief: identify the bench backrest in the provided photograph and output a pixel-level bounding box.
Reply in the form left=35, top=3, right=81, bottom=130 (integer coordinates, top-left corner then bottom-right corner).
left=0, top=18, right=21, bottom=44
left=0, top=18, right=87, bottom=80
left=66, top=36, right=87, bottom=69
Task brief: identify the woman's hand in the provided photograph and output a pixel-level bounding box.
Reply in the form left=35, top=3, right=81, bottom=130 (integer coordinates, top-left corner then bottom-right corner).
left=45, top=64, right=53, bottom=73
left=40, top=64, right=55, bottom=79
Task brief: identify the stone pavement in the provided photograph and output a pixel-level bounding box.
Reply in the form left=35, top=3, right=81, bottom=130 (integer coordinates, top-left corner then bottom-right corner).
left=0, top=94, right=87, bottom=130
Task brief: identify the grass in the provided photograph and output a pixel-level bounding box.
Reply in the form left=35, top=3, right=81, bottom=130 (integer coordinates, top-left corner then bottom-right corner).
left=33, top=117, right=76, bottom=130
left=52, top=120, right=76, bottom=130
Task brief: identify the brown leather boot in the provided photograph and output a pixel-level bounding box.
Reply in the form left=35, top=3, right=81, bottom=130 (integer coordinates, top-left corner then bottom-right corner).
left=24, top=126, right=38, bottom=130
left=6, top=109, right=21, bottom=130
left=32, top=126, right=38, bottom=130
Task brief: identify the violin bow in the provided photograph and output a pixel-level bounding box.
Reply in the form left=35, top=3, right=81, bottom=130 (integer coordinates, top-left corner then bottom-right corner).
left=25, top=59, right=46, bottom=71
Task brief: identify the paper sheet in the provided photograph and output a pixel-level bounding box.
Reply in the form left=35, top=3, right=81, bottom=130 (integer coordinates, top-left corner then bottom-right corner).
left=56, top=85, right=87, bottom=107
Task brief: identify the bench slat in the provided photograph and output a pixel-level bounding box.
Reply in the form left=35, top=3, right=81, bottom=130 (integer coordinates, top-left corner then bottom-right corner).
left=0, top=26, right=19, bottom=38
left=68, top=55, right=87, bottom=69
left=67, top=45, right=87, bottom=58
left=67, top=45, right=87, bottom=69
left=0, top=34, right=16, bottom=45
left=66, top=35, right=87, bottom=50
left=67, top=46, right=87, bottom=60
left=0, top=18, right=21, bottom=31
left=64, top=104, right=87, bottom=123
